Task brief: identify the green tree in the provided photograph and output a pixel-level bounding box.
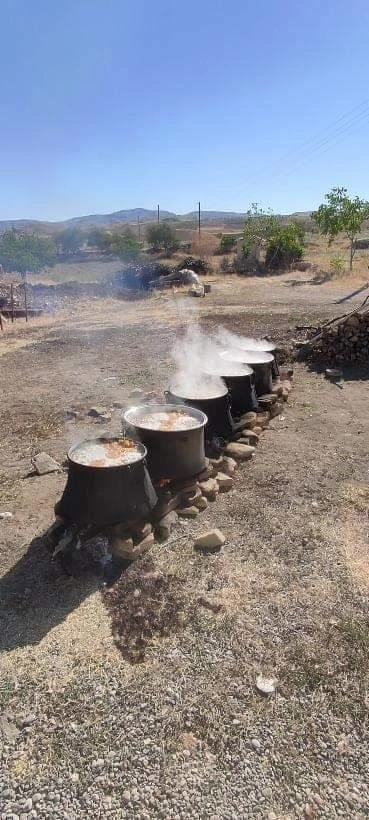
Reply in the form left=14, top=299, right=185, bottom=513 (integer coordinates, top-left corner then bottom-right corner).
left=57, top=227, right=84, bottom=254
left=265, top=222, right=304, bottom=269
left=0, top=231, right=56, bottom=276
left=110, top=229, right=141, bottom=262
left=146, top=223, right=179, bottom=253
left=87, top=228, right=112, bottom=251
left=243, top=203, right=278, bottom=257
left=312, top=187, right=369, bottom=270
left=219, top=234, right=237, bottom=253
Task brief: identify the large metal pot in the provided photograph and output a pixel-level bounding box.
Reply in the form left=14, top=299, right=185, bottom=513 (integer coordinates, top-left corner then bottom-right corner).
left=221, top=372, right=258, bottom=415
left=124, top=404, right=207, bottom=481
left=55, top=437, right=157, bottom=528
left=225, top=335, right=279, bottom=379
left=221, top=349, right=274, bottom=396
left=165, top=383, right=234, bottom=441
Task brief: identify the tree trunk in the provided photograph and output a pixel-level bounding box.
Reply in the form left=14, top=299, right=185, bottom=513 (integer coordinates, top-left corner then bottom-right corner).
left=349, top=238, right=355, bottom=271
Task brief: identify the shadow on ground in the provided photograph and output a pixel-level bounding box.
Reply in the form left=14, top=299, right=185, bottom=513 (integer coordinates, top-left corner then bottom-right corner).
left=0, top=532, right=105, bottom=652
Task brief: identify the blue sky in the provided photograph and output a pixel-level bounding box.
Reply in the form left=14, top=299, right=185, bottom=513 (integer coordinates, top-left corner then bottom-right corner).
left=1, top=0, right=369, bottom=220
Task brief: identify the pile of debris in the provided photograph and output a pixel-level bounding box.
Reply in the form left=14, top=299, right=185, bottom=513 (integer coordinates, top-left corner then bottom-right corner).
left=296, top=307, right=369, bottom=366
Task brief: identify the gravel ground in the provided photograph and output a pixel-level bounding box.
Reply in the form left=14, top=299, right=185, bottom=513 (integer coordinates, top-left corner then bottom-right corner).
left=1, top=278, right=369, bottom=819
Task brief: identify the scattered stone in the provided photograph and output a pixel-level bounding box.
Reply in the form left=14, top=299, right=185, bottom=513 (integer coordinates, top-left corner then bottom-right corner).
left=181, top=485, right=202, bottom=505
left=281, top=379, right=292, bottom=393
left=119, top=533, right=155, bottom=560
left=153, top=492, right=181, bottom=519
left=281, top=387, right=289, bottom=401
left=271, top=381, right=284, bottom=397
left=21, top=713, right=37, bottom=728
left=256, top=675, right=277, bottom=695
left=194, top=529, right=226, bottom=553
left=110, top=536, right=134, bottom=558
left=194, top=495, right=208, bottom=510
left=270, top=401, right=284, bottom=418
left=280, top=367, right=294, bottom=380
left=196, top=465, right=213, bottom=481
left=97, top=412, right=112, bottom=423
left=238, top=431, right=259, bottom=446
left=131, top=521, right=152, bottom=543
left=222, top=456, right=237, bottom=475
left=199, top=478, right=219, bottom=500
left=32, top=452, right=61, bottom=475
left=112, top=399, right=125, bottom=408
left=177, top=505, right=199, bottom=518
left=198, top=596, right=223, bottom=613
left=255, top=411, right=270, bottom=428
left=253, top=426, right=262, bottom=436
left=258, top=393, right=277, bottom=407
left=225, top=442, right=255, bottom=461
left=0, top=511, right=13, bottom=519
left=251, top=738, right=261, bottom=750
left=88, top=406, right=108, bottom=418
left=216, top=472, right=234, bottom=492
left=234, top=411, right=257, bottom=432
left=65, top=408, right=79, bottom=419
left=155, top=511, right=178, bottom=540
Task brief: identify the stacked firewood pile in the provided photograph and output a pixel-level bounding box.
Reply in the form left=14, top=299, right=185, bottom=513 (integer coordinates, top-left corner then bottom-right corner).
left=297, top=307, right=369, bottom=365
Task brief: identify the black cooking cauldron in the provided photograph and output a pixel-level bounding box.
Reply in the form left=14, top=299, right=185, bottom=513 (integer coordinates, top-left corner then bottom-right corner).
left=55, top=437, right=157, bottom=528
left=165, top=383, right=234, bottom=441
left=220, top=349, right=274, bottom=396
left=124, top=404, right=207, bottom=481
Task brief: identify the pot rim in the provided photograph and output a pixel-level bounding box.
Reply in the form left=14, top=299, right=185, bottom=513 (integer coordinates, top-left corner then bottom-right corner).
left=124, top=403, right=208, bottom=431
left=167, top=383, right=229, bottom=401
left=220, top=348, right=274, bottom=365
left=68, top=436, right=147, bottom=469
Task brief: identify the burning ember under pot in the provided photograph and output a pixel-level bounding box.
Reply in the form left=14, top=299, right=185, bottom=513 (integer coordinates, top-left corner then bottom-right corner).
left=124, top=403, right=207, bottom=481
left=165, top=381, right=234, bottom=441
left=55, top=437, right=157, bottom=528
left=220, top=349, right=274, bottom=396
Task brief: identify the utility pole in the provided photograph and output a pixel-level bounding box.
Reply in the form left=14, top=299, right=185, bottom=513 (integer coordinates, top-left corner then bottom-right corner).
left=157, top=204, right=160, bottom=223
left=137, top=214, right=141, bottom=242
left=198, top=201, right=201, bottom=236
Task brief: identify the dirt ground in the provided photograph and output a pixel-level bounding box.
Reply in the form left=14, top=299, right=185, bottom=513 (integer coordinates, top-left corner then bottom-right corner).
left=1, top=272, right=369, bottom=818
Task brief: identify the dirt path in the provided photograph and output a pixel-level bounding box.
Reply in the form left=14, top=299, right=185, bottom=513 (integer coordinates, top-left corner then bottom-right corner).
left=1, top=274, right=369, bottom=818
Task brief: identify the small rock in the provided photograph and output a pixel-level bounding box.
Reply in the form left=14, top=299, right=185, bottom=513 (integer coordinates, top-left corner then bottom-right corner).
left=238, top=431, right=259, bottom=446
left=65, top=408, right=79, bottom=419
left=280, top=367, right=294, bottom=380
left=32, top=794, right=42, bottom=804
left=155, top=511, right=178, bottom=540
left=225, top=442, right=255, bottom=461
left=129, top=388, right=144, bottom=399
left=269, top=401, right=283, bottom=418
left=97, top=412, right=112, bottom=423
left=271, top=381, right=284, bottom=397
left=110, top=536, right=134, bottom=557
left=238, top=411, right=257, bottom=428
left=88, top=406, right=108, bottom=418
left=222, top=456, right=237, bottom=475
left=216, top=472, right=234, bottom=492
left=199, top=478, right=219, bottom=500
left=181, top=485, right=202, bottom=504
left=253, top=426, right=262, bottom=435
left=21, top=713, right=37, bottom=728
left=194, top=495, right=208, bottom=510
left=153, top=492, right=181, bottom=520
left=194, top=529, right=226, bottom=553
left=122, top=790, right=131, bottom=803
left=0, top=511, right=13, bottom=519
left=258, top=393, right=277, bottom=408
left=196, top=465, right=214, bottom=481
left=282, top=379, right=292, bottom=393
left=23, top=799, right=32, bottom=811
left=281, top=387, right=289, bottom=401
left=198, top=596, right=222, bottom=613
left=177, top=505, right=199, bottom=518
left=256, top=675, right=277, bottom=695
left=32, top=452, right=60, bottom=475
left=131, top=521, right=152, bottom=543
left=255, top=410, right=270, bottom=428
left=251, top=738, right=261, bottom=750
left=125, top=533, right=155, bottom=560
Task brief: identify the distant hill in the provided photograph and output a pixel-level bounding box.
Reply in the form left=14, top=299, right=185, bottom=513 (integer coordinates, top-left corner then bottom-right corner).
left=0, top=208, right=312, bottom=234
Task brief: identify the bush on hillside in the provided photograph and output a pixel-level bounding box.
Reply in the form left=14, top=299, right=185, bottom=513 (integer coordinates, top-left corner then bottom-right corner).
left=177, top=256, right=210, bottom=275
